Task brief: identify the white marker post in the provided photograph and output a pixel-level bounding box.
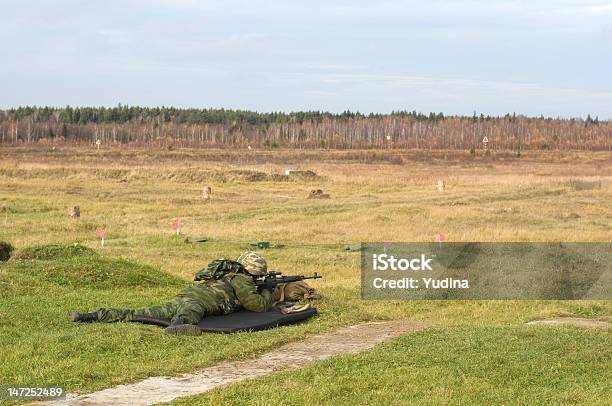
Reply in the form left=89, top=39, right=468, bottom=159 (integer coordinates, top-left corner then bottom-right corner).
left=438, top=232, right=447, bottom=248
left=482, top=136, right=489, bottom=150
left=96, top=230, right=106, bottom=247
left=96, top=139, right=101, bottom=150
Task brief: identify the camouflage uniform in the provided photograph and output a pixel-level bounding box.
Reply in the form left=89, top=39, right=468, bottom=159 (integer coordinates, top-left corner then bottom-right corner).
left=96, top=273, right=273, bottom=325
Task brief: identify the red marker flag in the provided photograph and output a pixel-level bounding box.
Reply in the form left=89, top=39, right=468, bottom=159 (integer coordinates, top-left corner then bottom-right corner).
left=172, top=219, right=180, bottom=235
left=96, top=229, right=106, bottom=247
left=438, top=232, right=447, bottom=242
left=383, top=240, right=390, bottom=252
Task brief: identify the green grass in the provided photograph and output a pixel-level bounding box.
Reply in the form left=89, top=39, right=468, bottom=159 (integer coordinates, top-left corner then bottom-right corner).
left=0, top=247, right=344, bottom=392
left=0, top=148, right=610, bottom=404
left=7, top=244, right=182, bottom=289
left=11, top=243, right=98, bottom=260
left=168, top=326, right=612, bottom=405
left=0, top=244, right=609, bottom=397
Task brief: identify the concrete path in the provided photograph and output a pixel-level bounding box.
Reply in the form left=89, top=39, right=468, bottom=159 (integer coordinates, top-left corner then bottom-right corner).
left=45, top=320, right=430, bottom=406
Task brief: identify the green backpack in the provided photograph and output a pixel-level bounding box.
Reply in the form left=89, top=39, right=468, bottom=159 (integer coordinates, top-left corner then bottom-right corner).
left=194, top=259, right=246, bottom=281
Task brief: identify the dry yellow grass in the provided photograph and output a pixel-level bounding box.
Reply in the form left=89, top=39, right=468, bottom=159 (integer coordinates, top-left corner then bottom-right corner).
left=1, top=146, right=610, bottom=313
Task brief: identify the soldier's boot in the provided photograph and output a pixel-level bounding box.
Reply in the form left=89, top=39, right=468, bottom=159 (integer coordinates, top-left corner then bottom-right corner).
left=69, top=311, right=99, bottom=322
left=164, top=317, right=201, bottom=336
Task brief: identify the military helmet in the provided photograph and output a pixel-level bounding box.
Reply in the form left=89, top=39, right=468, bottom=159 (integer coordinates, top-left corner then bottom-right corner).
left=236, top=251, right=267, bottom=276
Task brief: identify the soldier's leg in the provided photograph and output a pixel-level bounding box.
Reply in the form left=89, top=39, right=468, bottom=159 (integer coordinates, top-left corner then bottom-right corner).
left=134, top=300, right=178, bottom=320
left=164, top=299, right=205, bottom=336
left=95, top=308, right=135, bottom=322
left=95, top=300, right=178, bottom=323
left=173, top=299, right=206, bottom=325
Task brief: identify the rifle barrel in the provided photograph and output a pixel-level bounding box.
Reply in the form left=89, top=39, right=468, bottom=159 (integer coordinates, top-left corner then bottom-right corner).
left=254, top=273, right=322, bottom=291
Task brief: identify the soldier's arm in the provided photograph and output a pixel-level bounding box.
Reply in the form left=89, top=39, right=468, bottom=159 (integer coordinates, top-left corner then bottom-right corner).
left=229, top=274, right=274, bottom=312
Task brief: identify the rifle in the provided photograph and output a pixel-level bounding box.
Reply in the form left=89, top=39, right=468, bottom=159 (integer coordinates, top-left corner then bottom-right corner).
left=254, top=271, right=322, bottom=292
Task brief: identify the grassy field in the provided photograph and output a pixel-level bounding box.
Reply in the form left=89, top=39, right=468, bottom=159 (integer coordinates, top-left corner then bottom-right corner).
left=0, top=146, right=610, bottom=404
left=170, top=327, right=611, bottom=405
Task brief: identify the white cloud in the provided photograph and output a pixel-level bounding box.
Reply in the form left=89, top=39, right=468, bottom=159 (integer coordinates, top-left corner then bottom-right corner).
left=0, top=1, right=610, bottom=117
left=275, top=69, right=612, bottom=116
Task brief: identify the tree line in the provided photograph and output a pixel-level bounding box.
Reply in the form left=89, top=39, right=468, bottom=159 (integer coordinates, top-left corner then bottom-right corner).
left=0, top=106, right=609, bottom=150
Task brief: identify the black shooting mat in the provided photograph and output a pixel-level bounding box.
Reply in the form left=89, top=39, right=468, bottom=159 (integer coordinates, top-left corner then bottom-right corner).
left=132, top=308, right=318, bottom=333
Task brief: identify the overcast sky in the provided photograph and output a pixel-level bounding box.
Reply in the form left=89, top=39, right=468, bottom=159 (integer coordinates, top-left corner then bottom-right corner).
left=1, top=0, right=611, bottom=118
